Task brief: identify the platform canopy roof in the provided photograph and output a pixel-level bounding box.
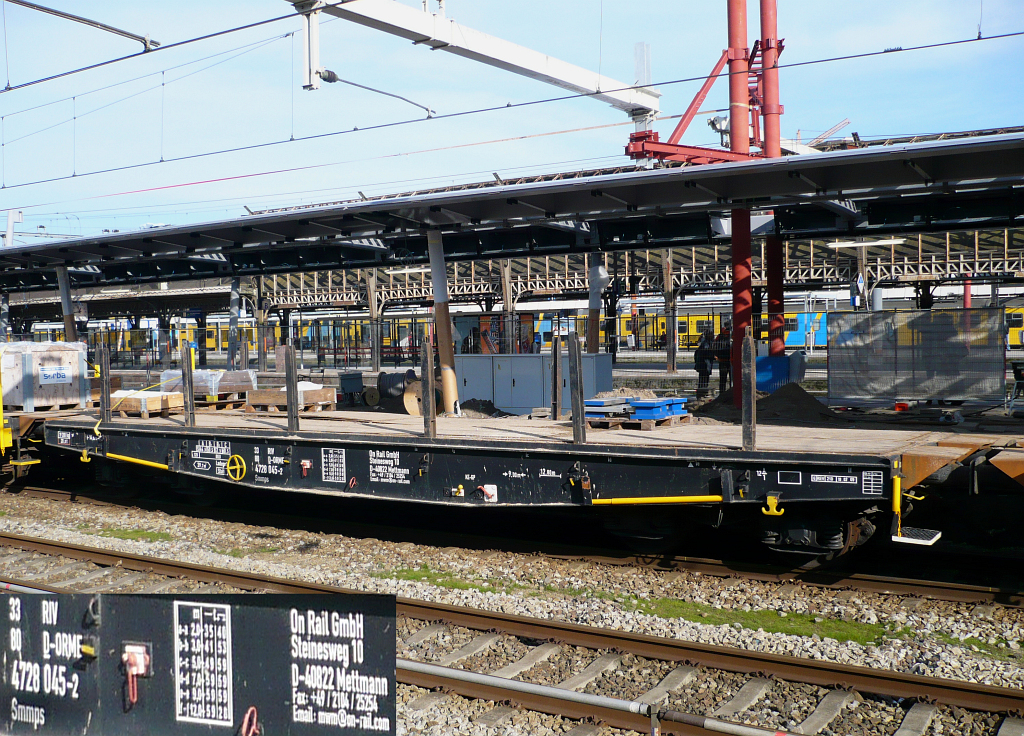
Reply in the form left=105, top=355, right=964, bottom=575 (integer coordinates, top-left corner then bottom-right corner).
left=1, top=132, right=1022, bottom=291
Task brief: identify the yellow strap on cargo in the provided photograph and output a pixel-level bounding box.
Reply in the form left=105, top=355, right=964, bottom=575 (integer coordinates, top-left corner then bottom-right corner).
left=591, top=495, right=723, bottom=506
left=94, top=375, right=182, bottom=436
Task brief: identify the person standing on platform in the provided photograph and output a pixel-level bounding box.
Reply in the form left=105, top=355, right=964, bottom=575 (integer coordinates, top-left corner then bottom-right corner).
left=713, top=324, right=732, bottom=397
left=694, top=329, right=714, bottom=399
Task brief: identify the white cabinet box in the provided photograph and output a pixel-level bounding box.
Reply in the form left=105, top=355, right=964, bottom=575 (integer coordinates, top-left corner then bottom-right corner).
left=0, top=341, right=90, bottom=411
left=454, top=353, right=612, bottom=414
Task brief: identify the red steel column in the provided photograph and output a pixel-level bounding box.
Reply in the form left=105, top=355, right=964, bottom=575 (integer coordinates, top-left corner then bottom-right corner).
left=964, top=277, right=972, bottom=309
left=761, top=0, right=785, bottom=356
left=729, top=0, right=751, bottom=406
left=759, top=0, right=781, bottom=159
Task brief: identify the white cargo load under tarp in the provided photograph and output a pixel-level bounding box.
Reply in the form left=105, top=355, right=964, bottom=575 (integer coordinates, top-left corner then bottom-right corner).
left=159, top=369, right=257, bottom=396
left=0, top=341, right=90, bottom=411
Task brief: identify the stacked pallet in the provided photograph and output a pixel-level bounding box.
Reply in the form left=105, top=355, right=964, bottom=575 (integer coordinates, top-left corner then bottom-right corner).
left=246, top=382, right=337, bottom=413
left=111, top=390, right=184, bottom=419
left=585, top=396, right=688, bottom=431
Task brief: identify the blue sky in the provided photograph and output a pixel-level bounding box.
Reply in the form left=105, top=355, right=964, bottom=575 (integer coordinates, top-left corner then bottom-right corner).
left=0, top=0, right=1020, bottom=242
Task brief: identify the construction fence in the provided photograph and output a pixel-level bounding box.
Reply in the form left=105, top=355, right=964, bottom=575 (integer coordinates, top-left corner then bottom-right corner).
left=827, top=309, right=1005, bottom=405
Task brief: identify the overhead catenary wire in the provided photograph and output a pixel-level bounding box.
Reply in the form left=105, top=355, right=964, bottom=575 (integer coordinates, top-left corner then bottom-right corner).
left=329, top=75, right=433, bottom=117
left=2, top=0, right=10, bottom=88
left=2, top=34, right=287, bottom=148
left=7, top=111, right=703, bottom=213
left=0, top=8, right=300, bottom=95
left=2, top=25, right=1022, bottom=199
left=26, top=153, right=629, bottom=219
left=0, top=1, right=346, bottom=96
left=3, top=31, right=292, bottom=120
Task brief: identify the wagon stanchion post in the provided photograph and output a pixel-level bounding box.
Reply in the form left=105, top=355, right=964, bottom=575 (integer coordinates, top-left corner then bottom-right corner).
left=257, top=324, right=268, bottom=373
left=285, top=344, right=300, bottom=433
left=742, top=325, right=756, bottom=451
left=181, top=344, right=195, bottom=428
left=240, top=339, right=250, bottom=370
left=551, top=334, right=562, bottom=421
left=99, top=341, right=111, bottom=425
left=568, top=332, right=586, bottom=444
left=421, top=340, right=436, bottom=439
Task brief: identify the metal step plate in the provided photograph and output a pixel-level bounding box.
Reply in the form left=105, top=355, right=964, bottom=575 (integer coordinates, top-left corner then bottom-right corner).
left=892, top=527, right=942, bottom=546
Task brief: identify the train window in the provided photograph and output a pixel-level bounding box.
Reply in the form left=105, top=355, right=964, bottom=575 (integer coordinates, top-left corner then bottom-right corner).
left=1009, top=313, right=1024, bottom=328
left=679, top=321, right=688, bottom=334
left=695, top=319, right=713, bottom=333
left=812, top=319, right=821, bottom=331
left=784, top=318, right=798, bottom=332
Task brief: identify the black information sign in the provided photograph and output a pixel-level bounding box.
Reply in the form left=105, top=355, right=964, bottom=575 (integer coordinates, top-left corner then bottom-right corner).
left=1, top=594, right=395, bottom=735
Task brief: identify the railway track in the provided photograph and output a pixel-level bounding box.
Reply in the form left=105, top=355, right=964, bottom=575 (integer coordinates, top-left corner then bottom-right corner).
left=1, top=531, right=1023, bottom=735
left=7, top=483, right=1023, bottom=609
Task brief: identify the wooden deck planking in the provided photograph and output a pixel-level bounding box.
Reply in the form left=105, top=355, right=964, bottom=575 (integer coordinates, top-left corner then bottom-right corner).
left=47, top=409, right=1024, bottom=458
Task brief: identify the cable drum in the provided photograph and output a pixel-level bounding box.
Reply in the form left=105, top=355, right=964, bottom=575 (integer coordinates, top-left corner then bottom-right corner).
left=377, top=369, right=417, bottom=399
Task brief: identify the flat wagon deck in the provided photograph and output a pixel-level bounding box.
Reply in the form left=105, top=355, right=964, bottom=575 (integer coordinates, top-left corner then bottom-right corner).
left=32, top=408, right=1024, bottom=552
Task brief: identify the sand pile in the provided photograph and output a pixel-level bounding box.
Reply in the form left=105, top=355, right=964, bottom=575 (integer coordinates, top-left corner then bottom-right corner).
left=460, top=398, right=514, bottom=418
left=593, top=387, right=658, bottom=400
left=697, top=382, right=845, bottom=424
left=757, top=383, right=845, bottom=423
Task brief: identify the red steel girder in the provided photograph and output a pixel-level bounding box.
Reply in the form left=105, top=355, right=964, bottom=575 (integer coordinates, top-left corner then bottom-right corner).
left=625, top=131, right=760, bottom=164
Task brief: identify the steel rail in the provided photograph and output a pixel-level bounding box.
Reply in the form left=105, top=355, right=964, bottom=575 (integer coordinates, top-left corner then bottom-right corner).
left=0, top=531, right=1021, bottom=715
left=400, top=659, right=801, bottom=736
left=9, top=485, right=1024, bottom=607
left=577, top=553, right=1024, bottom=607
left=398, top=659, right=706, bottom=736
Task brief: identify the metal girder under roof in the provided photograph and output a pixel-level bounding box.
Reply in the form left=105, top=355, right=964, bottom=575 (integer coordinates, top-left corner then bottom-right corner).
left=1, top=133, right=1022, bottom=292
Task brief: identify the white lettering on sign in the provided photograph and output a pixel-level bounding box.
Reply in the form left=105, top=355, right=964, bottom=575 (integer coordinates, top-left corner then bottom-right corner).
left=174, top=601, right=233, bottom=727
left=253, top=446, right=287, bottom=482
left=321, top=448, right=347, bottom=484
left=38, top=367, right=71, bottom=385
left=56, top=431, right=74, bottom=446
left=810, top=474, right=859, bottom=484
left=288, top=608, right=389, bottom=732
left=5, top=596, right=82, bottom=715
left=10, top=698, right=46, bottom=729
left=368, top=450, right=409, bottom=485
left=191, top=440, right=231, bottom=478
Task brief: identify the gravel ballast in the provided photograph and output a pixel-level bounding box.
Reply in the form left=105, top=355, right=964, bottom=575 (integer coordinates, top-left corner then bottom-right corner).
left=2, top=492, right=1023, bottom=695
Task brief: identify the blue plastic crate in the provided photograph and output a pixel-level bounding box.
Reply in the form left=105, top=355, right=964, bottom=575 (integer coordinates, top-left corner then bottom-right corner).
left=629, top=398, right=673, bottom=408
left=633, top=407, right=670, bottom=421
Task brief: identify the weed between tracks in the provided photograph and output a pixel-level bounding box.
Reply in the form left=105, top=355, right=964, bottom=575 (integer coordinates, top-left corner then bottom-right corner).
left=632, top=597, right=905, bottom=647
left=73, top=523, right=172, bottom=543
left=380, top=566, right=525, bottom=593
left=935, top=632, right=1020, bottom=663
left=98, top=528, right=172, bottom=543
left=377, top=566, right=915, bottom=649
